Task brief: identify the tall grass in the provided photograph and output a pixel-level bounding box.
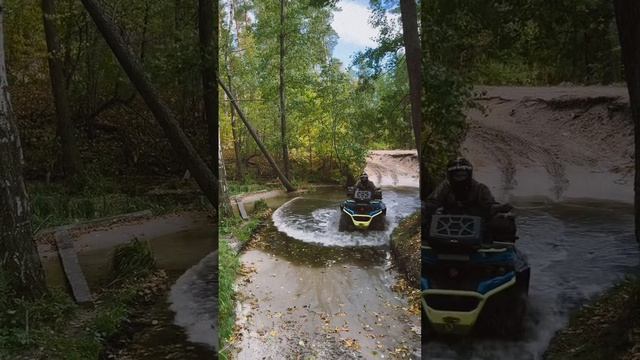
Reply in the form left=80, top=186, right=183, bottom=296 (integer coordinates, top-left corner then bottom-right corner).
left=111, top=239, right=156, bottom=281
left=28, top=180, right=208, bottom=231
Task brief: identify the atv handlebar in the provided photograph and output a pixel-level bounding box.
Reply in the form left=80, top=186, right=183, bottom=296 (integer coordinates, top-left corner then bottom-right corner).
left=491, top=203, right=514, bottom=215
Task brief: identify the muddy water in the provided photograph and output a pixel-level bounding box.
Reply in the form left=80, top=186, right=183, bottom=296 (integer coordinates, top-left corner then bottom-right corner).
left=40, top=213, right=215, bottom=289
left=234, top=187, right=421, bottom=359
left=423, top=199, right=639, bottom=360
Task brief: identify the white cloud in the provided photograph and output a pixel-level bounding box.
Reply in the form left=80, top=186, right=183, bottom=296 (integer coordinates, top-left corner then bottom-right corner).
left=331, top=1, right=377, bottom=48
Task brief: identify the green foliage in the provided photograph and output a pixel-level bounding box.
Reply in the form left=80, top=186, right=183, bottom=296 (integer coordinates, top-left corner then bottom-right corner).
left=218, top=208, right=272, bottom=355
left=253, top=199, right=269, bottom=212
left=421, top=65, right=472, bottom=182
left=422, top=0, right=623, bottom=85
left=220, top=0, right=413, bottom=184
left=92, top=303, right=129, bottom=343
left=6, top=0, right=212, bottom=181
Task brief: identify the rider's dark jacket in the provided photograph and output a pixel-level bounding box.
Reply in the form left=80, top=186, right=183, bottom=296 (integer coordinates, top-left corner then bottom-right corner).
left=424, top=179, right=495, bottom=220
left=355, top=179, right=377, bottom=192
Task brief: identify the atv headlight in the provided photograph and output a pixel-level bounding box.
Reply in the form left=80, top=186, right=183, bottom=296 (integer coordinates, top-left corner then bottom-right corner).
left=484, top=266, right=509, bottom=278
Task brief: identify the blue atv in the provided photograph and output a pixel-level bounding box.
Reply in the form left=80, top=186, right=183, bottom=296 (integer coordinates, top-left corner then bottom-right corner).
left=339, top=187, right=386, bottom=231
left=422, top=210, right=530, bottom=338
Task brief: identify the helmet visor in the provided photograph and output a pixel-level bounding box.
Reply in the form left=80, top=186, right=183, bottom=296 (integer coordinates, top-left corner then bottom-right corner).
left=450, top=170, right=470, bottom=182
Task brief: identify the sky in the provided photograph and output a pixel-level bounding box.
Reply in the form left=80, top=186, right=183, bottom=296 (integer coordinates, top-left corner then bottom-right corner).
left=331, top=0, right=378, bottom=66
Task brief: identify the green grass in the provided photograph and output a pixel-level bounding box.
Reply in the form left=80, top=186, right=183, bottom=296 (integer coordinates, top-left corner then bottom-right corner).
left=28, top=178, right=208, bottom=231
left=218, top=205, right=271, bottom=358
left=111, top=239, right=156, bottom=281
left=0, top=241, right=161, bottom=359
left=220, top=216, right=261, bottom=244
left=219, top=200, right=267, bottom=244
left=218, top=239, right=240, bottom=358
left=545, top=277, right=640, bottom=360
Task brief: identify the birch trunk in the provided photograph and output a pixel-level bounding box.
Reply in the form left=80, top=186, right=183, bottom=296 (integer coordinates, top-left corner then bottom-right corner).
left=0, top=2, right=46, bottom=298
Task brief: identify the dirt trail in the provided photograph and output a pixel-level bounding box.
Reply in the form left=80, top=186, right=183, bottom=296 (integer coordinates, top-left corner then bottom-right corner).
left=464, top=86, right=633, bottom=203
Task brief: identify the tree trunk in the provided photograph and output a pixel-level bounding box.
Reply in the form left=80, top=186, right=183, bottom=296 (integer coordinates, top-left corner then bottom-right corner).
left=0, top=2, right=46, bottom=299
left=418, top=1, right=436, bottom=208
left=230, top=93, right=244, bottom=180
left=279, top=0, right=290, bottom=179
left=218, top=127, right=233, bottom=218
left=41, top=0, right=83, bottom=179
left=613, top=0, right=640, bottom=242
left=399, top=0, right=423, bottom=159
left=198, top=0, right=217, bottom=170
left=225, top=0, right=244, bottom=181
left=400, top=0, right=429, bottom=201
left=218, top=78, right=296, bottom=192
left=80, top=0, right=218, bottom=207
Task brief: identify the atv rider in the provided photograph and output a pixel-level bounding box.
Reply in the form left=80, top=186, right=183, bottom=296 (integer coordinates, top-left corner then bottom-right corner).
left=423, top=158, right=511, bottom=231
left=354, top=172, right=377, bottom=192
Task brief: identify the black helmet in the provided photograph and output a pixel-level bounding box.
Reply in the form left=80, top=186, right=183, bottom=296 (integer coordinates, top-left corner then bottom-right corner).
left=447, top=157, right=473, bottom=184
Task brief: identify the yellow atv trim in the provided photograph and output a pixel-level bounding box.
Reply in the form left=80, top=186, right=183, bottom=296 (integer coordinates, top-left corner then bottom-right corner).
left=341, top=208, right=382, bottom=230
left=422, top=277, right=516, bottom=334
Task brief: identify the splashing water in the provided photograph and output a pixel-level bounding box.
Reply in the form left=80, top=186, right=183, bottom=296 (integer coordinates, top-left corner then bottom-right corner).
left=272, top=187, right=420, bottom=247
left=169, top=251, right=218, bottom=350
left=423, top=201, right=639, bottom=359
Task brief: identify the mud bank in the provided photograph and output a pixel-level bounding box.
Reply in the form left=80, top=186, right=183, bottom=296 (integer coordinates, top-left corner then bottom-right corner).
left=465, top=86, right=633, bottom=203
left=389, top=212, right=421, bottom=286
left=544, top=278, right=640, bottom=360
left=365, top=149, right=419, bottom=188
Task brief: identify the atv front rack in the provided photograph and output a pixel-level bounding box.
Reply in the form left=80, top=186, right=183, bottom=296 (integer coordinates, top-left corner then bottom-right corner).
left=421, top=273, right=516, bottom=334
